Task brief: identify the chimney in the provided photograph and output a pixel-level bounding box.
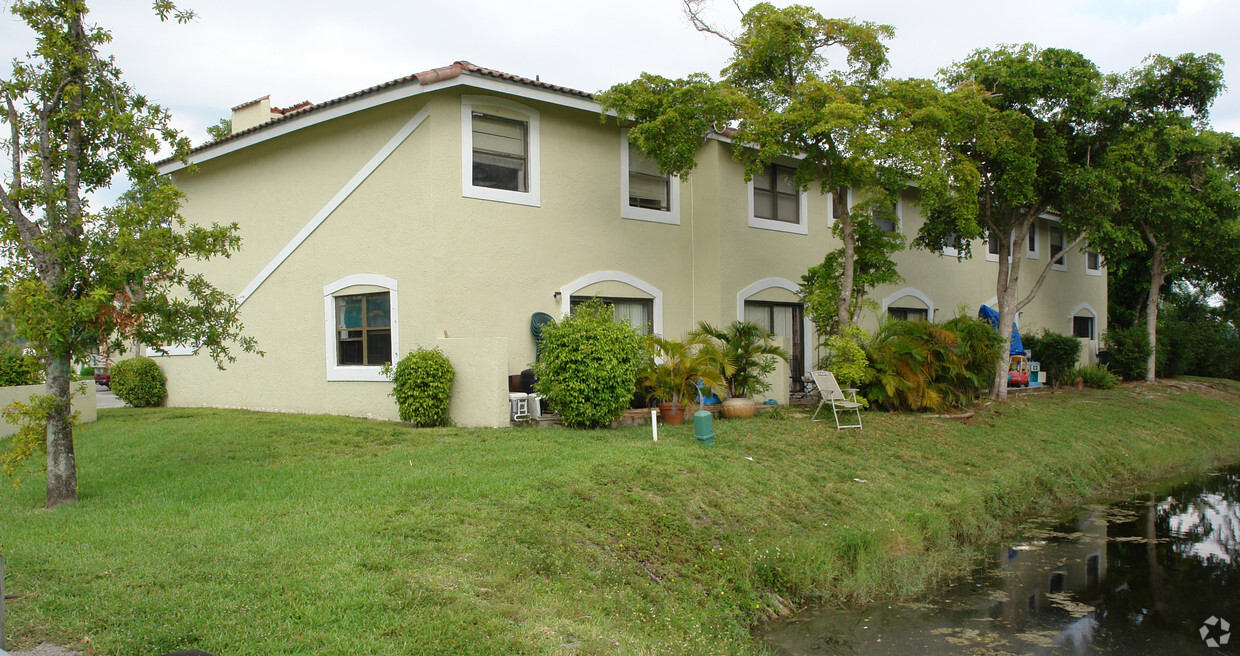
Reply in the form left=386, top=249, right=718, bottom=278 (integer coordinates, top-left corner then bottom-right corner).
left=231, top=95, right=278, bottom=134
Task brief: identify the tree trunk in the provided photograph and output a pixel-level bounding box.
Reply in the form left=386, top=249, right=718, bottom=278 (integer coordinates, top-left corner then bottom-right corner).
left=44, top=354, right=77, bottom=508
left=836, top=189, right=856, bottom=331
left=1144, top=247, right=1165, bottom=384
left=991, top=228, right=1017, bottom=401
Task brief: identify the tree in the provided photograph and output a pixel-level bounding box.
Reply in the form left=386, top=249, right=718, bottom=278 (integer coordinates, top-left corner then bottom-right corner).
left=205, top=117, right=231, bottom=142
left=0, top=0, right=258, bottom=507
left=800, top=216, right=903, bottom=334
left=598, top=1, right=978, bottom=332
left=1098, top=54, right=1240, bottom=383
left=939, top=45, right=1111, bottom=399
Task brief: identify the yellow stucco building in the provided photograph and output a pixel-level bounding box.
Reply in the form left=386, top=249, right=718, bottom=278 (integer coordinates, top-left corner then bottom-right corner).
left=155, top=62, right=1107, bottom=427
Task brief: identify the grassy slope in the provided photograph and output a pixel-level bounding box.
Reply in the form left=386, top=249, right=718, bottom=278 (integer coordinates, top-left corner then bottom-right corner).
left=1, top=380, right=1238, bottom=655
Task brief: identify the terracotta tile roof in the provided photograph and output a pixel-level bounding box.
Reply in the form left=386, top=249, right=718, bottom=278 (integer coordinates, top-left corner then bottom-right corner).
left=163, top=61, right=595, bottom=166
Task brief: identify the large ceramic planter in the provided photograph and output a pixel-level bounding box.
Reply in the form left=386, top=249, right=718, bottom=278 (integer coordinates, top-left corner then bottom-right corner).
left=657, top=402, right=685, bottom=425
left=720, top=397, right=757, bottom=419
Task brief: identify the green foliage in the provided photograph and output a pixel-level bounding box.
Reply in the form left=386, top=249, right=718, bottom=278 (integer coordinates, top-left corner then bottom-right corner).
left=0, top=393, right=68, bottom=482
left=533, top=299, right=645, bottom=429
left=637, top=332, right=726, bottom=406
left=600, top=3, right=979, bottom=332
left=692, top=321, right=787, bottom=398
left=801, top=218, right=904, bottom=334
left=0, top=345, right=42, bottom=387
left=1023, top=330, right=1083, bottom=386
left=1154, top=288, right=1240, bottom=381
left=383, top=347, right=455, bottom=427
left=110, top=357, right=167, bottom=407
left=859, top=313, right=1002, bottom=412
left=820, top=326, right=870, bottom=389
left=1104, top=323, right=1151, bottom=381
left=1068, top=365, right=1120, bottom=389
left=205, top=117, right=232, bottom=142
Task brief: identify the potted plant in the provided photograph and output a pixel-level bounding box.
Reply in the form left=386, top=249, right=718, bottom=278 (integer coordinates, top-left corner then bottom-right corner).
left=638, top=333, right=726, bottom=425
left=694, top=321, right=789, bottom=418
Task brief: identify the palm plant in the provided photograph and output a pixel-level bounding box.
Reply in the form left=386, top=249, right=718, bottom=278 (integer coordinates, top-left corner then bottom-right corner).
left=638, top=333, right=727, bottom=407
left=860, top=313, right=1002, bottom=412
left=693, top=321, right=788, bottom=398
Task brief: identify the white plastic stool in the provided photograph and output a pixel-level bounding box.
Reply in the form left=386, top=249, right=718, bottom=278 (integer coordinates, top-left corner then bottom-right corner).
left=509, top=393, right=530, bottom=421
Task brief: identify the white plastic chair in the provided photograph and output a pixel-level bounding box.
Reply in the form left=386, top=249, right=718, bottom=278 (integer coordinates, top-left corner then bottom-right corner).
left=810, top=370, right=862, bottom=430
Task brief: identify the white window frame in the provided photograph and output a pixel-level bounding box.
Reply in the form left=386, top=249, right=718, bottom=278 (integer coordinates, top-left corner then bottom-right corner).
left=828, top=189, right=845, bottom=229
left=872, top=197, right=902, bottom=235
left=1026, top=221, right=1040, bottom=260
left=323, top=274, right=399, bottom=382
left=461, top=95, right=540, bottom=207
left=1085, top=247, right=1102, bottom=276
left=941, top=232, right=965, bottom=258
left=619, top=132, right=679, bottom=225
left=747, top=162, right=809, bottom=235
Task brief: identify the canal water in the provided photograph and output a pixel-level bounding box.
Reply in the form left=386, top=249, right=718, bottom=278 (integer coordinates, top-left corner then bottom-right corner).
left=761, top=466, right=1240, bottom=654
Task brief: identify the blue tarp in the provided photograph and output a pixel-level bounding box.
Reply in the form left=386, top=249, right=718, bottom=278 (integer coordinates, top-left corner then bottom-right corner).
left=978, top=305, right=1025, bottom=356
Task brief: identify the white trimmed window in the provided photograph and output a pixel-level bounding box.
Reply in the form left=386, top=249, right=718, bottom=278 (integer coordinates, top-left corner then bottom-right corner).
left=571, top=295, right=654, bottom=334
left=1085, top=249, right=1102, bottom=276
left=461, top=96, right=540, bottom=207
left=1049, top=226, right=1066, bottom=271
left=986, top=230, right=1003, bottom=262
left=941, top=232, right=965, bottom=257
left=872, top=200, right=900, bottom=234
left=1027, top=222, right=1039, bottom=259
left=324, top=274, right=399, bottom=382
left=1073, top=314, right=1095, bottom=339
left=829, top=189, right=847, bottom=228
left=620, top=134, right=679, bottom=224
left=748, top=163, right=808, bottom=234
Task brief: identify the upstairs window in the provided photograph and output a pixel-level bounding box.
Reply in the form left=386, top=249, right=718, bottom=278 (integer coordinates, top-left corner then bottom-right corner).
left=1049, top=226, right=1066, bottom=270
left=753, top=164, right=799, bottom=223
left=1086, top=250, right=1102, bottom=275
left=461, top=96, right=540, bottom=206
left=872, top=201, right=899, bottom=233
left=335, top=292, right=391, bottom=367
left=628, top=144, right=669, bottom=211
left=472, top=113, right=527, bottom=192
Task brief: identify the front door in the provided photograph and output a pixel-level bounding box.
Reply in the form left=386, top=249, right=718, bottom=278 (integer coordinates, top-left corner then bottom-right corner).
left=743, top=301, right=805, bottom=391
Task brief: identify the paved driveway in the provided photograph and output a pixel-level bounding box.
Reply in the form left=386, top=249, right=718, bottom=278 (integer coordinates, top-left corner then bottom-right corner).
left=95, top=387, right=126, bottom=409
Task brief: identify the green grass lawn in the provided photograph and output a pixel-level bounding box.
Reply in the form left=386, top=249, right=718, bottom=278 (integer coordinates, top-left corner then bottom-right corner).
left=2, top=380, right=1239, bottom=655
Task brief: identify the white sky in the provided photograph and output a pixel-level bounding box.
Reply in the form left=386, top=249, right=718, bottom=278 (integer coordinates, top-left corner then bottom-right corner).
left=1, top=0, right=1238, bottom=150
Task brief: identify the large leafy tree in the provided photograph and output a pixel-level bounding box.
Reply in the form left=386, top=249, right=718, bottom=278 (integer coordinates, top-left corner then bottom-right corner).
left=0, top=0, right=258, bottom=507
left=1097, top=54, right=1240, bottom=383
left=598, top=1, right=978, bottom=332
left=939, top=45, right=1111, bottom=399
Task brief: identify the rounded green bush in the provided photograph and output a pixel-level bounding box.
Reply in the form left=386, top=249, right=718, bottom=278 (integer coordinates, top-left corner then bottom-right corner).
left=533, top=299, right=644, bottom=429
left=387, top=347, right=455, bottom=426
left=110, top=357, right=167, bottom=407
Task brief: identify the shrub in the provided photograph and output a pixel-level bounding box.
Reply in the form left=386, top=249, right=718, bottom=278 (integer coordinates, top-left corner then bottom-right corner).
left=109, top=357, right=167, bottom=407
left=693, top=320, right=787, bottom=397
left=819, top=326, right=869, bottom=389
left=859, top=313, right=1002, bottom=412
left=1022, top=329, right=1081, bottom=386
left=1068, top=365, right=1120, bottom=389
left=1104, top=324, right=1150, bottom=381
left=534, top=299, right=644, bottom=429
left=0, top=346, right=41, bottom=387
left=385, top=347, right=455, bottom=427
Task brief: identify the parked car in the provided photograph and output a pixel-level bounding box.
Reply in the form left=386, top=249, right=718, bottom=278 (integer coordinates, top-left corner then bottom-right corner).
left=94, top=365, right=111, bottom=388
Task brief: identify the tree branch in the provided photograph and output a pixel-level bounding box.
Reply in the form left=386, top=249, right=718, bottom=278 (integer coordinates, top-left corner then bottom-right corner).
left=1016, top=231, right=1088, bottom=312
left=3, top=92, right=22, bottom=198
left=683, top=0, right=739, bottom=47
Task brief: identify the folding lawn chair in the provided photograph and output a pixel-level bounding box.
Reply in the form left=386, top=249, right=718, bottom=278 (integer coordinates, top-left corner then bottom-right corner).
left=809, top=370, right=862, bottom=430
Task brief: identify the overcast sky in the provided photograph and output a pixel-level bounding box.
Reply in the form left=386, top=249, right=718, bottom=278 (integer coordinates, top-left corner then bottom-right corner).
left=2, top=0, right=1238, bottom=149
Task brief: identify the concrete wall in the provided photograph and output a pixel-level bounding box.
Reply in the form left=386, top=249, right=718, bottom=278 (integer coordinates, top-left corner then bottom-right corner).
left=0, top=383, right=97, bottom=439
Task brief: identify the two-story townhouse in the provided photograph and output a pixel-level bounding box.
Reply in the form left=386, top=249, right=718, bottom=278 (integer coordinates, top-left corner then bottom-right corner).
left=154, top=61, right=1107, bottom=427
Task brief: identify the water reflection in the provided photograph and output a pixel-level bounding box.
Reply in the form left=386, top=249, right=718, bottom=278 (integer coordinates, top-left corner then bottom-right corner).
left=762, top=466, right=1240, bottom=654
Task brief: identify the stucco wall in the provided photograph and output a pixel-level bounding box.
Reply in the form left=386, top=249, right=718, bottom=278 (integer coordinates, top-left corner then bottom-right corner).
left=0, top=383, right=96, bottom=439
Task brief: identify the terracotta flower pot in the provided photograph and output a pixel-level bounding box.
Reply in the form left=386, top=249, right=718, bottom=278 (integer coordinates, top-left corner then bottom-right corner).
left=720, top=397, right=757, bottom=419
left=657, top=402, right=685, bottom=425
